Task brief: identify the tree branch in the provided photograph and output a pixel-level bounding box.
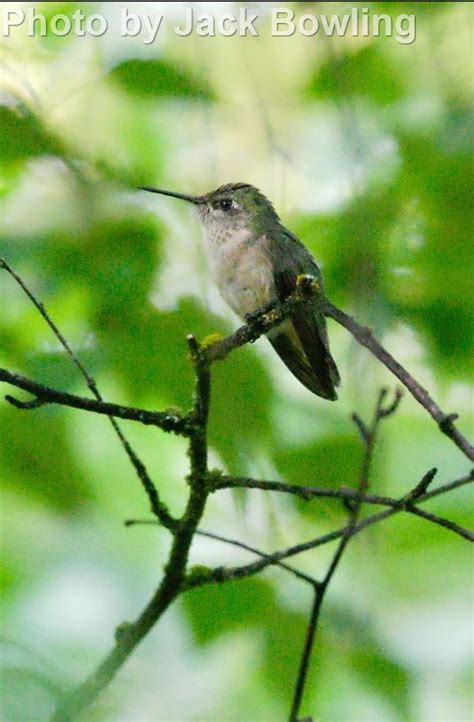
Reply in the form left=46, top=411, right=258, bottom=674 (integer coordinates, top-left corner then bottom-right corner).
left=203, top=278, right=318, bottom=364
left=184, top=472, right=473, bottom=589
left=2, top=259, right=472, bottom=722
left=401, top=504, right=473, bottom=540
left=0, top=368, right=189, bottom=435
left=211, top=468, right=473, bottom=542
left=212, top=476, right=407, bottom=506
left=195, top=529, right=320, bottom=588
left=125, top=521, right=320, bottom=588
left=3, top=260, right=472, bottom=462
left=288, top=388, right=401, bottom=721
left=201, top=286, right=474, bottom=461
left=324, top=301, right=474, bottom=461
left=51, top=337, right=213, bottom=721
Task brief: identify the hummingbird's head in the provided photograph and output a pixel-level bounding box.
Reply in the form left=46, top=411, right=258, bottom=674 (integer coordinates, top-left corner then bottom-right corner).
left=140, top=182, right=280, bottom=240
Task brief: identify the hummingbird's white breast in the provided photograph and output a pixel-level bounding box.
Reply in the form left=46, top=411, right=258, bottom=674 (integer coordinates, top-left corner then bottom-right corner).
left=203, top=227, right=276, bottom=319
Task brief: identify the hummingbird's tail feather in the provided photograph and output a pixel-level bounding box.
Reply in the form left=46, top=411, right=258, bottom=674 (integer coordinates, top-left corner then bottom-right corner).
left=292, top=304, right=340, bottom=392
left=268, top=319, right=339, bottom=400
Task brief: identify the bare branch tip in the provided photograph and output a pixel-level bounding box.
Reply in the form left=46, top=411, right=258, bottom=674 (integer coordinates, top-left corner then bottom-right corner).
left=124, top=518, right=162, bottom=528
left=351, top=413, right=370, bottom=443
left=405, top=467, right=438, bottom=503
left=5, top=393, right=48, bottom=410
left=186, top=333, right=203, bottom=361
left=379, top=387, right=404, bottom=418
left=417, top=466, right=438, bottom=494
left=439, top=412, right=460, bottom=432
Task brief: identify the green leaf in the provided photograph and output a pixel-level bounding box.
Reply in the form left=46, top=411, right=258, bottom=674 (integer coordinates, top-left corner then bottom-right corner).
left=389, top=123, right=474, bottom=377
left=350, top=642, right=410, bottom=719
left=209, top=341, right=273, bottom=471
left=183, top=577, right=311, bottom=706
left=314, top=604, right=411, bottom=720
left=109, top=59, right=213, bottom=100
left=25, top=350, right=100, bottom=392
left=0, top=406, right=94, bottom=512
left=307, top=44, right=405, bottom=105
left=182, top=577, right=276, bottom=646
left=290, top=186, right=404, bottom=332
left=274, top=433, right=363, bottom=521
left=94, top=293, right=273, bottom=468
left=259, top=602, right=309, bottom=702
left=85, top=216, right=162, bottom=317
left=403, top=302, right=473, bottom=378
left=373, top=2, right=456, bottom=16
left=35, top=2, right=84, bottom=48
left=0, top=106, right=62, bottom=166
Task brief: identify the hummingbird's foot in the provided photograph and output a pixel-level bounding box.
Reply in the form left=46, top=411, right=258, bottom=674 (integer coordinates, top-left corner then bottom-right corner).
left=296, top=273, right=321, bottom=296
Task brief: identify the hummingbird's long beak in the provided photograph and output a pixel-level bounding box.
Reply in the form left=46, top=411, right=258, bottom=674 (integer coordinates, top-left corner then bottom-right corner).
left=139, top=186, right=204, bottom=204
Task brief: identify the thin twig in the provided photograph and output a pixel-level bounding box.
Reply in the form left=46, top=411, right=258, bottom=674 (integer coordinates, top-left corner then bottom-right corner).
left=213, top=472, right=474, bottom=543
left=195, top=529, right=320, bottom=587
left=0, top=369, right=188, bottom=434
left=404, top=467, right=438, bottom=501
left=184, top=472, right=473, bottom=590
left=214, top=467, right=473, bottom=512
left=125, top=520, right=320, bottom=588
left=402, top=505, right=473, bottom=539
left=288, top=388, right=400, bottom=721
left=324, top=302, right=474, bottom=461
left=212, top=476, right=411, bottom=506
left=1, top=259, right=180, bottom=529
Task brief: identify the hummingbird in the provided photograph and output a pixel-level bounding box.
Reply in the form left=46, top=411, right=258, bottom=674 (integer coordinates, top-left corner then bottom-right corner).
left=141, top=182, right=340, bottom=400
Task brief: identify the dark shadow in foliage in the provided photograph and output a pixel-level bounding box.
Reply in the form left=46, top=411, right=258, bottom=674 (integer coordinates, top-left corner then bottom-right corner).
left=274, top=433, right=363, bottom=523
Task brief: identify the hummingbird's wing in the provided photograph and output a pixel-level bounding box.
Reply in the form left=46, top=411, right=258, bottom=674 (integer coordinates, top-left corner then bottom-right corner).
left=267, top=230, right=340, bottom=400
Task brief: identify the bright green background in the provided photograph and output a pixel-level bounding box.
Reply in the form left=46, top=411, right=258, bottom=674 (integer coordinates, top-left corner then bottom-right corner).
left=0, top=2, right=473, bottom=721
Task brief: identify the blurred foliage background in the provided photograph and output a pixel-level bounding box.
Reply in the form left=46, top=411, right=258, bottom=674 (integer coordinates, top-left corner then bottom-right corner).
left=0, top=2, right=473, bottom=721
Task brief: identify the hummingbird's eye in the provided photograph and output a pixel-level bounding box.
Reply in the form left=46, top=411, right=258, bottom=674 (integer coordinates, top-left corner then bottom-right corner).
left=218, top=198, right=234, bottom=212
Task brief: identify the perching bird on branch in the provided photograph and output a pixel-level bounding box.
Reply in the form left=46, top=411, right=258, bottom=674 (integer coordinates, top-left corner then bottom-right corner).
left=141, top=182, right=340, bottom=400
